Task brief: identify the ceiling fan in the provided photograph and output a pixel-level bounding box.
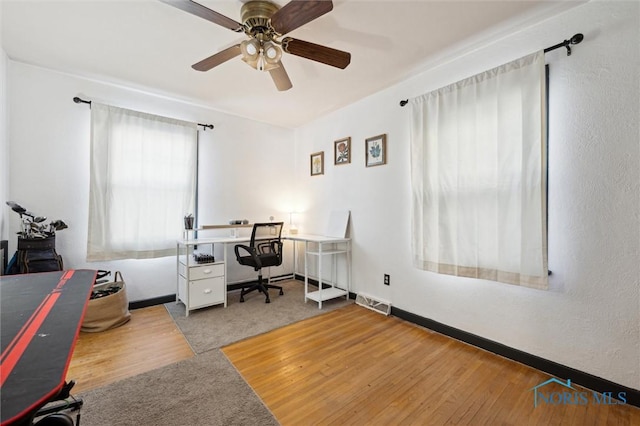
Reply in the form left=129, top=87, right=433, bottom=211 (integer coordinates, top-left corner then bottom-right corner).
left=160, top=0, right=351, bottom=91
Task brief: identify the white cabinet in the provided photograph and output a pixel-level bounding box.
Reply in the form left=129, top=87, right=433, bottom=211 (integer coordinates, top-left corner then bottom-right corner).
left=176, top=240, right=227, bottom=316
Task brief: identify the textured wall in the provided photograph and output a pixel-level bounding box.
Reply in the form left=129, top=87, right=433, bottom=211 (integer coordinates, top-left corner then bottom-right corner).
left=294, top=1, right=639, bottom=389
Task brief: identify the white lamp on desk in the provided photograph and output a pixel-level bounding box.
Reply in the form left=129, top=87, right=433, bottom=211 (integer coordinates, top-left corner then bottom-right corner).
left=288, top=212, right=298, bottom=235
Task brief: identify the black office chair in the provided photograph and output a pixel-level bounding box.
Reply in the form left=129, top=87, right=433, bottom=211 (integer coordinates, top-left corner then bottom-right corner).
left=234, top=222, right=284, bottom=303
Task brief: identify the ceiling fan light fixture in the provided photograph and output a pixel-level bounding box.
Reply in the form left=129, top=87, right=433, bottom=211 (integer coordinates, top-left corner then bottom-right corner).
left=240, top=39, right=260, bottom=61
left=263, top=41, right=282, bottom=64
left=241, top=39, right=281, bottom=72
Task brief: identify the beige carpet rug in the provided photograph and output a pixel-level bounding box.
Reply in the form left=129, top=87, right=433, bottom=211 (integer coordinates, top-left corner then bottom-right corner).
left=78, top=349, right=278, bottom=426
left=165, top=279, right=353, bottom=354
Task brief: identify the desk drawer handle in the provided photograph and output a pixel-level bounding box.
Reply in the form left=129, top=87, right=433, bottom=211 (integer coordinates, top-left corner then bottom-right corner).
left=204, top=289, right=212, bottom=294
left=203, top=269, right=212, bottom=274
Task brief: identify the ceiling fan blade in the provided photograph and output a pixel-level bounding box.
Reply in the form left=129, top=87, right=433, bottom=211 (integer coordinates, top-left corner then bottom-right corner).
left=269, top=62, right=293, bottom=91
left=282, top=37, right=350, bottom=69
left=159, top=0, right=243, bottom=32
left=270, top=0, right=333, bottom=35
left=192, top=44, right=242, bottom=71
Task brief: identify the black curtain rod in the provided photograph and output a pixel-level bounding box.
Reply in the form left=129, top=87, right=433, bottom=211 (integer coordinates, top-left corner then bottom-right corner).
left=399, top=33, right=584, bottom=107
left=73, top=96, right=214, bottom=130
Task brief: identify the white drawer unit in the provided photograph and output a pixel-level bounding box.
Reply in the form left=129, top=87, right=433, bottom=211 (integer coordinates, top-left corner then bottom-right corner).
left=178, top=275, right=225, bottom=309
left=178, top=262, right=224, bottom=281
left=176, top=240, right=227, bottom=316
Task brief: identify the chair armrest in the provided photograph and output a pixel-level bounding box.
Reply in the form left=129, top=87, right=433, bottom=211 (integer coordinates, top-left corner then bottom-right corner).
left=269, top=241, right=284, bottom=266
left=234, top=244, right=262, bottom=269
left=271, top=241, right=283, bottom=255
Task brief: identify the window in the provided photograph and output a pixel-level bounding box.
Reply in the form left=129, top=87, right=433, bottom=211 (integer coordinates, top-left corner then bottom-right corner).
left=409, top=51, right=548, bottom=289
left=88, top=103, right=197, bottom=261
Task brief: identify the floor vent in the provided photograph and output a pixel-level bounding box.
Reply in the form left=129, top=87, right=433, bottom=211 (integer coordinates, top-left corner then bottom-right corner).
left=355, top=293, right=391, bottom=316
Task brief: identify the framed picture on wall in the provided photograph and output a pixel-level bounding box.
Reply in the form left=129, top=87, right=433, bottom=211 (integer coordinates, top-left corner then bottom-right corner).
left=310, top=151, right=324, bottom=176
left=334, top=137, right=351, bottom=165
left=365, top=134, right=387, bottom=167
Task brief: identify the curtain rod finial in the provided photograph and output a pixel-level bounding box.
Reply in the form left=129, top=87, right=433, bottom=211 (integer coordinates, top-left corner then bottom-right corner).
left=400, top=99, right=409, bottom=107
left=565, top=33, right=584, bottom=56
left=73, top=97, right=91, bottom=105
left=570, top=33, right=584, bottom=45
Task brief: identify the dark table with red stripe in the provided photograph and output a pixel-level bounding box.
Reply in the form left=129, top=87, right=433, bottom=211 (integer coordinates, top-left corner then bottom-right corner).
left=1, top=270, right=96, bottom=426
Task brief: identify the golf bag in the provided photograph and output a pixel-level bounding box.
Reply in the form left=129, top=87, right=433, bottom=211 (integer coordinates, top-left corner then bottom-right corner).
left=8, top=236, right=64, bottom=274
left=5, top=201, right=67, bottom=275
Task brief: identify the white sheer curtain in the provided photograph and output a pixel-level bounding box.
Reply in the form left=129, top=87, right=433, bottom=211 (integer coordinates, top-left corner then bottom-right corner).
left=410, top=51, right=548, bottom=289
left=88, top=103, right=197, bottom=261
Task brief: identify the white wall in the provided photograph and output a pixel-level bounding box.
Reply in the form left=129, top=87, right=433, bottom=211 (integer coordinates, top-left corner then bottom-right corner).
left=1, top=47, right=8, bottom=244
left=1, top=0, right=9, bottom=244
left=294, top=1, right=639, bottom=389
left=7, top=62, right=295, bottom=300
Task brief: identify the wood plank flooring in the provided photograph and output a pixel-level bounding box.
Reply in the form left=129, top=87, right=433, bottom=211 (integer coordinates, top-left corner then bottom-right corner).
left=223, top=304, right=640, bottom=426
left=67, top=305, right=194, bottom=393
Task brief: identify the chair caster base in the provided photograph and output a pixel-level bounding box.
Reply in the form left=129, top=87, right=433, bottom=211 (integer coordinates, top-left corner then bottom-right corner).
left=279, top=289, right=284, bottom=295
left=265, top=298, right=270, bottom=303
left=240, top=297, right=245, bottom=303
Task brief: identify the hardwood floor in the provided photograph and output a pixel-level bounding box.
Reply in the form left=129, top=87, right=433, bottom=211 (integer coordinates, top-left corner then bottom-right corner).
left=66, top=301, right=639, bottom=425
left=222, top=304, right=640, bottom=426
left=67, top=305, right=194, bottom=393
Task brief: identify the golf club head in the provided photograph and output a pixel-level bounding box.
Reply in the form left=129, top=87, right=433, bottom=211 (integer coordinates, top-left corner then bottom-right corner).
left=51, top=220, right=68, bottom=231
left=6, top=201, right=26, bottom=214
left=34, top=216, right=47, bottom=223
left=22, top=210, right=37, bottom=219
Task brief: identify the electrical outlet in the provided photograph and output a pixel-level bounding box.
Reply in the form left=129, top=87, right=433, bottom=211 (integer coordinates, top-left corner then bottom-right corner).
left=384, top=274, right=390, bottom=285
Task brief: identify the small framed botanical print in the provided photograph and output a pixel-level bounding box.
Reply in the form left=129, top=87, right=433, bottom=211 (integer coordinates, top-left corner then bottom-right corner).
left=310, top=151, right=324, bottom=176
left=334, top=137, right=351, bottom=165
left=365, top=134, right=387, bottom=167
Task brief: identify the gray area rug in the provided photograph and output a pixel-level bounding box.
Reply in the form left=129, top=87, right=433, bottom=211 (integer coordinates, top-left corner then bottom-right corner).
left=166, top=279, right=353, bottom=354
left=78, top=349, right=278, bottom=426
left=78, top=280, right=352, bottom=425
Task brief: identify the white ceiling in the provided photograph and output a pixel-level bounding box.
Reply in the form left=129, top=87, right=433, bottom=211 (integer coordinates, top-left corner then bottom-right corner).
left=1, top=0, right=583, bottom=128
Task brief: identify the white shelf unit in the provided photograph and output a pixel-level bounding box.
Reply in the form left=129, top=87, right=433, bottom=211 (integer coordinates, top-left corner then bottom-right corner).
left=176, top=240, right=227, bottom=316
left=302, top=239, right=351, bottom=309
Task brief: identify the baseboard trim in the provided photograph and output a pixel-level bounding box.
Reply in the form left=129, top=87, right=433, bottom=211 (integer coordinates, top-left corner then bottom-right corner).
left=129, top=294, right=175, bottom=310
left=392, top=306, right=640, bottom=408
